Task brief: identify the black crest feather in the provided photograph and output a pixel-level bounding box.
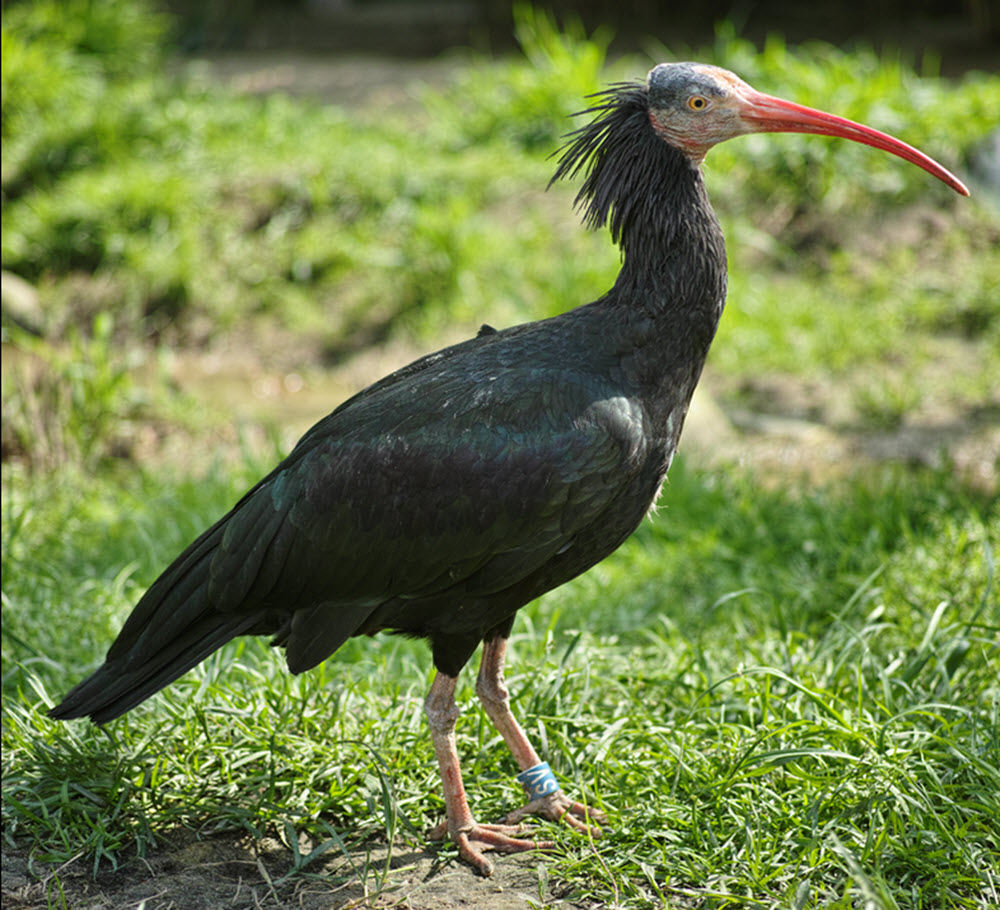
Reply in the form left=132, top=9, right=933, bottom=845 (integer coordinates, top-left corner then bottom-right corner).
left=550, top=82, right=692, bottom=254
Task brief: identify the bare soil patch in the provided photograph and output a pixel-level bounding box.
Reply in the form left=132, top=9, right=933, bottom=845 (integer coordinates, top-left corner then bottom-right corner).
left=2, top=828, right=598, bottom=910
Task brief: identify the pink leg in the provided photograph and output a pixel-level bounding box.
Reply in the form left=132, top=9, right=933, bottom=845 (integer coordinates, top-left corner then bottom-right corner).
left=476, top=636, right=607, bottom=834
left=423, top=671, right=552, bottom=875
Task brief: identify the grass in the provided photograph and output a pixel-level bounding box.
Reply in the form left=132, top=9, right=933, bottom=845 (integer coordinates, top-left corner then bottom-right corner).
left=3, top=457, right=998, bottom=907
left=2, top=2, right=999, bottom=908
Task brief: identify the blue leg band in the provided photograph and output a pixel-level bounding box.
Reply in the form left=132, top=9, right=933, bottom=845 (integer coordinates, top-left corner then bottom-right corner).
left=516, top=761, right=560, bottom=800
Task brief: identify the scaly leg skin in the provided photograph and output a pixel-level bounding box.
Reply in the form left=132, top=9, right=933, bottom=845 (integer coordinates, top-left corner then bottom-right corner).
left=424, top=672, right=554, bottom=876
left=476, top=635, right=608, bottom=834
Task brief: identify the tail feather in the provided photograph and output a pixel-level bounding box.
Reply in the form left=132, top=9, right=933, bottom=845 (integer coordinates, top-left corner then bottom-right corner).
left=50, top=509, right=274, bottom=723
left=50, top=460, right=374, bottom=724
left=49, top=609, right=265, bottom=723
left=106, top=521, right=226, bottom=663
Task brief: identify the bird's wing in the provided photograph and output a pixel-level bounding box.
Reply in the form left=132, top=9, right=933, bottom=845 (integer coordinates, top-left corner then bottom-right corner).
left=101, top=327, right=646, bottom=681
left=220, top=352, right=646, bottom=613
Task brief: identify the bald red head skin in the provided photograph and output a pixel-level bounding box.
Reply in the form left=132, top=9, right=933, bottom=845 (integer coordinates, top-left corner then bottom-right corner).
left=645, top=62, right=969, bottom=196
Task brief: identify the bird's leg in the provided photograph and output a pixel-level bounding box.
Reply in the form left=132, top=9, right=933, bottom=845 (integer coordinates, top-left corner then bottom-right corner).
left=423, top=671, right=551, bottom=875
left=476, top=635, right=607, bottom=834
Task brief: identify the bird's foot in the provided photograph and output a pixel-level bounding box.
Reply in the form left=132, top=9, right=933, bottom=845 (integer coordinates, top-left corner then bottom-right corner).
left=427, top=819, right=554, bottom=876
left=504, top=789, right=607, bottom=837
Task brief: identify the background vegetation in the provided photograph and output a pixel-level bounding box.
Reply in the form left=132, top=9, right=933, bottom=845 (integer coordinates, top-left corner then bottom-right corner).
left=2, top=2, right=998, bottom=908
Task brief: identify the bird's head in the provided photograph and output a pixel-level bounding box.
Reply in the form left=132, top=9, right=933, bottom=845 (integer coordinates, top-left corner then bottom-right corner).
left=645, top=62, right=969, bottom=195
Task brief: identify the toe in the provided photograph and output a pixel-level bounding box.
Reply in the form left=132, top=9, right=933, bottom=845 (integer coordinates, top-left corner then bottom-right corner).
left=504, top=790, right=605, bottom=836
left=455, top=831, right=496, bottom=876
left=433, top=819, right=555, bottom=875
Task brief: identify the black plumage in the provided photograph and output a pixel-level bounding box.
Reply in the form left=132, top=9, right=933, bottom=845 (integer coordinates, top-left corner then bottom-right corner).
left=52, top=79, right=726, bottom=722
left=49, top=62, right=967, bottom=874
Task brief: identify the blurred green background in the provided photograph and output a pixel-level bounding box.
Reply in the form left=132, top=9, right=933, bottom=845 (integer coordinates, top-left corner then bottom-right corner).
left=2, top=0, right=997, bottom=483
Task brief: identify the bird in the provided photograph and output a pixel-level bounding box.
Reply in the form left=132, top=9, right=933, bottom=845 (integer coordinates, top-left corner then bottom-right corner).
left=49, top=62, right=968, bottom=875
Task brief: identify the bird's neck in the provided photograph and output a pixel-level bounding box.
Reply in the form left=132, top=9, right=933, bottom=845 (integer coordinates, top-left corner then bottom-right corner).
left=556, top=92, right=728, bottom=338
left=599, top=153, right=729, bottom=444
left=552, top=83, right=729, bottom=449
left=614, top=159, right=727, bottom=323
left=605, top=151, right=728, bottom=374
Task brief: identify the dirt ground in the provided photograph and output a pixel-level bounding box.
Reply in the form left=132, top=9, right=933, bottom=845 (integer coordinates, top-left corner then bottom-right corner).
left=1, top=828, right=602, bottom=910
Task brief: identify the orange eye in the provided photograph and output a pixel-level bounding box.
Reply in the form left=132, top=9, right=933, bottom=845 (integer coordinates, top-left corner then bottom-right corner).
left=688, top=96, right=708, bottom=111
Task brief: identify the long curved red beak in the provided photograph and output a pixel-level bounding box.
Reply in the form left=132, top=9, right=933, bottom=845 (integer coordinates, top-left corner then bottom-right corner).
left=740, top=90, right=969, bottom=196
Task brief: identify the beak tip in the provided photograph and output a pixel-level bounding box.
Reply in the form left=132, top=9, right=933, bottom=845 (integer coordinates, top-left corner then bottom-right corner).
left=948, top=174, right=971, bottom=196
